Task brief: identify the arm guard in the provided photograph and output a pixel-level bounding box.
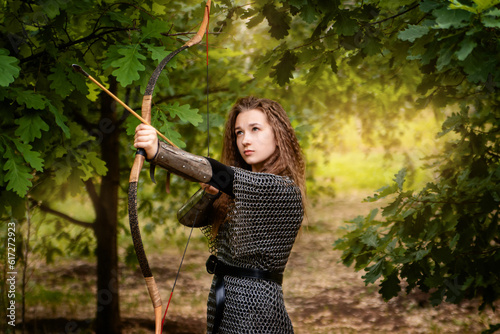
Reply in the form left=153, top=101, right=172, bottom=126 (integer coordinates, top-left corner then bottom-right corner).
left=150, top=141, right=213, bottom=183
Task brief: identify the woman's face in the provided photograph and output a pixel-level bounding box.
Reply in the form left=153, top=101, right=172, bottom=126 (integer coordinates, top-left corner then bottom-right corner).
left=235, top=109, right=277, bottom=172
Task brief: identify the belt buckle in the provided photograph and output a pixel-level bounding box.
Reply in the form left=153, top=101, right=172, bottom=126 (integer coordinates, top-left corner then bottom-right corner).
left=206, top=255, right=218, bottom=274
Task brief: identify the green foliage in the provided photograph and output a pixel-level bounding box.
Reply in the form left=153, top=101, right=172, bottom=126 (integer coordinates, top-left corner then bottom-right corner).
left=335, top=97, right=500, bottom=309
left=0, top=0, right=215, bottom=213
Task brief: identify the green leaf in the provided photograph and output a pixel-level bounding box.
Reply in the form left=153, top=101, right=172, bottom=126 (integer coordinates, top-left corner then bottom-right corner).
left=254, top=46, right=284, bottom=81
left=158, top=121, right=185, bottom=148
left=382, top=197, right=402, bottom=217
left=455, top=37, right=477, bottom=61
left=141, top=20, right=169, bottom=40
left=12, top=140, right=44, bottom=171
left=438, top=113, right=463, bottom=137
left=76, top=154, right=94, bottom=181
left=41, top=0, right=61, bottom=19
left=424, top=274, right=443, bottom=288
left=329, top=54, right=338, bottom=73
left=398, top=25, right=430, bottom=42
left=159, top=102, right=202, bottom=126
left=271, top=50, right=298, bottom=86
left=334, top=11, right=359, bottom=36
left=0, top=49, right=21, bottom=87
left=106, top=11, right=133, bottom=25
left=246, top=12, right=265, bottom=29
left=3, top=149, right=33, bottom=197
left=67, top=66, right=89, bottom=95
left=482, top=13, right=500, bottom=27
left=394, top=168, right=407, bottom=190
left=420, top=0, right=442, bottom=13
left=48, top=65, right=74, bottom=98
left=434, top=7, right=472, bottom=29
left=365, top=184, right=398, bottom=202
left=14, top=114, right=50, bottom=142
left=262, top=4, right=291, bottom=39
left=462, top=50, right=493, bottom=83
left=363, top=35, right=382, bottom=56
left=146, top=45, right=176, bottom=68
left=16, top=90, right=46, bottom=110
left=360, top=227, right=379, bottom=248
left=48, top=103, right=71, bottom=138
left=110, top=46, right=146, bottom=87
left=363, top=259, right=384, bottom=284
left=152, top=2, right=167, bottom=16
left=379, top=272, right=401, bottom=300
left=86, top=152, right=107, bottom=176
left=484, top=7, right=500, bottom=16
left=449, top=0, right=500, bottom=13
left=300, top=4, right=318, bottom=23
left=414, top=249, right=430, bottom=261
left=53, top=162, right=72, bottom=186
left=53, top=145, right=67, bottom=159
left=437, top=46, right=454, bottom=71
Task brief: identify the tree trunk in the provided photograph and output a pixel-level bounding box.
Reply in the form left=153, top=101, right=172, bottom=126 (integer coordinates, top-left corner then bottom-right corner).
left=94, top=77, right=121, bottom=333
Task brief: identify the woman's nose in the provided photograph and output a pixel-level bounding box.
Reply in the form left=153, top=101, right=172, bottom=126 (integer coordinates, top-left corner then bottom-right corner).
left=241, top=133, right=250, bottom=145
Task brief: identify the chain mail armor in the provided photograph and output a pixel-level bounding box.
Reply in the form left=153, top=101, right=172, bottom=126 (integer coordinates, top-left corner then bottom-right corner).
left=204, top=167, right=304, bottom=334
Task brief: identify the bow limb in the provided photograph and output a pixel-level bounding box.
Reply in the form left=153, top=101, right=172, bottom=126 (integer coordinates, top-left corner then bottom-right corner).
left=128, top=2, right=211, bottom=333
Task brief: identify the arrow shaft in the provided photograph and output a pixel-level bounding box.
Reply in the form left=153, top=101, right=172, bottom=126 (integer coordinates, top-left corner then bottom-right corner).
left=72, top=64, right=175, bottom=147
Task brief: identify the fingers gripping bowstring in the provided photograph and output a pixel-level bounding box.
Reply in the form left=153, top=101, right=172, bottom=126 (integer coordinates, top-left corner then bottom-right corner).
left=160, top=7, right=211, bottom=333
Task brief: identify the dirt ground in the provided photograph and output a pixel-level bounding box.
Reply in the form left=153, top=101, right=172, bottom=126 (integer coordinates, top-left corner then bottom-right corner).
left=22, top=194, right=499, bottom=333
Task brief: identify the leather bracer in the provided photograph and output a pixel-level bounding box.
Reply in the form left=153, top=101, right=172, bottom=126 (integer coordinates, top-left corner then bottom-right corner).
left=150, top=142, right=213, bottom=183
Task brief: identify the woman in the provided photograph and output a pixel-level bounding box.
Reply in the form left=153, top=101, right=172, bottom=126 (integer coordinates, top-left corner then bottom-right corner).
left=135, top=96, right=306, bottom=333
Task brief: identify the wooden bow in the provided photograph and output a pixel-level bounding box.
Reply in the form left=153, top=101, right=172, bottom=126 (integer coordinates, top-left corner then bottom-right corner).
left=127, top=2, right=211, bottom=333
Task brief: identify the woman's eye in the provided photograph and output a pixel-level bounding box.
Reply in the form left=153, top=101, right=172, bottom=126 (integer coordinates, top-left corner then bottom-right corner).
left=252, top=127, right=259, bottom=132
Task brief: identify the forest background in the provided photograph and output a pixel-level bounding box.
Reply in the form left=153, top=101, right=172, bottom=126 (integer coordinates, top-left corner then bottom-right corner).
left=0, top=0, right=499, bottom=333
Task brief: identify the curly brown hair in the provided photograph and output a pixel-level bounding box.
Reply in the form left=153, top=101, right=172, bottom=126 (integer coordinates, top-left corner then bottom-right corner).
left=210, top=96, right=306, bottom=235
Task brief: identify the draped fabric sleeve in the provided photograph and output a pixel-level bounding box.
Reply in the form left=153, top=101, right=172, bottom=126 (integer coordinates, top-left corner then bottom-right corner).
left=206, top=157, right=234, bottom=197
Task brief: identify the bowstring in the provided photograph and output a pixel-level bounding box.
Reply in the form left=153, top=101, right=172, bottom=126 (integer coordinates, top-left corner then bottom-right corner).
left=161, top=209, right=200, bottom=330
left=206, top=9, right=210, bottom=158
left=161, top=8, right=210, bottom=332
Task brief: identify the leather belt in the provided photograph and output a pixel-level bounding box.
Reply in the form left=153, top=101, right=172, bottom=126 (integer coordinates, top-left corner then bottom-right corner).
left=206, top=255, right=283, bottom=333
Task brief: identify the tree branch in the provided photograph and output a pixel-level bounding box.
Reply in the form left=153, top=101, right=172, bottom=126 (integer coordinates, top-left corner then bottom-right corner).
left=32, top=199, right=95, bottom=230
left=85, top=179, right=101, bottom=214
left=19, top=27, right=138, bottom=64
left=372, top=3, right=420, bottom=25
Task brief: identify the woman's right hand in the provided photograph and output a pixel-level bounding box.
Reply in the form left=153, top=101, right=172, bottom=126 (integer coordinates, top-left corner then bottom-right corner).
left=134, top=124, right=159, bottom=159
left=200, top=183, right=219, bottom=196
